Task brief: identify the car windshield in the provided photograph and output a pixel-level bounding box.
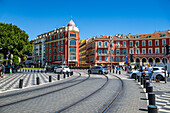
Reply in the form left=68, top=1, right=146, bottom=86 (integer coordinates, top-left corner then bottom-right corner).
left=58, top=66, right=62, bottom=68
left=64, top=66, right=69, bottom=68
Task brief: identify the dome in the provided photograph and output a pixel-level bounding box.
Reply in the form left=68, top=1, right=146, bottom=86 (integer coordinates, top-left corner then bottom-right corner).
left=68, top=18, right=75, bottom=27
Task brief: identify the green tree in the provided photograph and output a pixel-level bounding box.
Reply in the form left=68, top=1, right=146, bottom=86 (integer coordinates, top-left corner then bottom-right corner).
left=0, top=23, right=33, bottom=63
left=12, top=55, right=19, bottom=67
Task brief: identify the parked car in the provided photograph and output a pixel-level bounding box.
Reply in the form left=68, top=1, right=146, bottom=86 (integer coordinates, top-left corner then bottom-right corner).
left=46, top=65, right=56, bottom=72
left=129, top=67, right=168, bottom=81
left=88, top=66, right=109, bottom=74
left=54, top=66, right=70, bottom=73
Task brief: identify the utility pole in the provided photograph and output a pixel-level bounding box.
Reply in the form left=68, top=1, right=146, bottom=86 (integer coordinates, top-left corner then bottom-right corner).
left=109, top=37, right=113, bottom=72
left=164, top=44, right=167, bottom=83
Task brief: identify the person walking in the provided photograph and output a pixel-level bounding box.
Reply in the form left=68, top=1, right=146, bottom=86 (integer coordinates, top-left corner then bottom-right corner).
left=10, top=67, right=12, bottom=76
left=146, top=64, right=153, bottom=82
left=2, top=64, right=5, bottom=78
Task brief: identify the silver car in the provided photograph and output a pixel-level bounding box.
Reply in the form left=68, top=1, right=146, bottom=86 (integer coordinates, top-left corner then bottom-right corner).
left=88, top=66, right=109, bottom=74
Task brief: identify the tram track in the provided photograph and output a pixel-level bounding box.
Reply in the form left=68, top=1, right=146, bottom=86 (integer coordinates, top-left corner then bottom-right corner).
left=0, top=72, right=90, bottom=108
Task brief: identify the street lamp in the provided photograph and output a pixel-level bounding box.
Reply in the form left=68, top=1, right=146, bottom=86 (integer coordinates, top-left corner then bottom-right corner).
left=109, top=37, right=113, bottom=72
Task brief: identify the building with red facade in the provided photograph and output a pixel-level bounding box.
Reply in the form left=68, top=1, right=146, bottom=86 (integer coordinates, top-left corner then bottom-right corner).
left=79, top=30, right=170, bottom=67
left=33, top=19, right=79, bottom=67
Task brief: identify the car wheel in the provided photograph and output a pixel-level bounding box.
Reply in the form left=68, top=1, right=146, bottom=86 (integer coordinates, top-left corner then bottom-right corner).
left=132, top=74, right=136, bottom=78
left=88, top=70, right=91, bottom=74
left=156, top=75, right=164, bottom=81
left=99, top=71, right=103, bottom=74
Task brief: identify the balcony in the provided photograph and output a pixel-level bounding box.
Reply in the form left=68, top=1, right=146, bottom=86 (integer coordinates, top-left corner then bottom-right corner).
left=98, top=46, right=108, bottom=48
left=115, top=46, right=126, bottom=48
left=98, top=53, right=109, bottom=56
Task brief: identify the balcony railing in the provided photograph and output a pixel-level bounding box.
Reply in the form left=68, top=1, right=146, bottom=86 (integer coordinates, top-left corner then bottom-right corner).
left=98, top=46, right=108, bottom=48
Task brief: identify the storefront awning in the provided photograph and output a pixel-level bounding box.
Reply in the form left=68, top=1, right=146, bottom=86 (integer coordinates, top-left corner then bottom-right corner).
left=52, top=61, right=62, bottom=63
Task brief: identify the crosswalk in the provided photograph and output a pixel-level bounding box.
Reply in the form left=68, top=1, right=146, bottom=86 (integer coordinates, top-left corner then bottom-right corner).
left=0, top=71, right=64, bottom=93
left=155, top=93, right=170, bottom=113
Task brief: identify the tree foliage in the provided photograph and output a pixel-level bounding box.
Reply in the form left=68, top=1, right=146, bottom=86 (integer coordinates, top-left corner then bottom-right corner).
left=12, top=55, right=19, bottom=66
left=0, top=23, right=33, bottom=61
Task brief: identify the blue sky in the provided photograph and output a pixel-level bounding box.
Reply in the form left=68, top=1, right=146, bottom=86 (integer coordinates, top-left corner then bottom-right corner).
left=0, top=0, right=170, bottom=41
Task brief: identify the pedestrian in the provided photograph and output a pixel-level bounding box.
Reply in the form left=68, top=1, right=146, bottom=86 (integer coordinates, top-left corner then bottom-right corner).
left=10, top=67, right=12, bottom=76
left=2, top=64, right=5, bottom=78
left=146, top=64, right=153, bottom=82
left=141, top=65, right=145, bottom=78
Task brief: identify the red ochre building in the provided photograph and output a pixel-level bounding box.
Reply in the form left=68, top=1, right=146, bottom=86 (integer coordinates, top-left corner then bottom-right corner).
left=79, top=30, right=170, bottom=67
left=36, top=19, right=79, bottom=66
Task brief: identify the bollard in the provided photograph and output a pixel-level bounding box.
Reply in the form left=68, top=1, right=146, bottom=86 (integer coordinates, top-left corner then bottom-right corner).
left=141, top=77, right=143, bottom=85
left=20, top=69, right=21, bottom=72
left=31, top=70, right=32, bottom=72
left=148, top=105, right=158, bottom=113
left=57, top=74, right=60, bottom=80
left=28, top=69, right=29, bottom=72
left=19, top=79, right=23, bottom=88
left=119, top=71, right=121, bottom=74
left=34, top=70, right=35, bottom=73
left=116, top=70, right=117, bottom=74
left=148, top=86, right=153, bottom=93
left=110, top=69, right=111, bottom=73
left=63, top=73, right=66, bottom=78
left=36, top=77, right=40, bottom=85
left=45, top=70, right=47, bottom=73
left=143, top=78, right=146, bottom=88
left=41, top=70, right=43, bottom=73
left=146, top=82, right=150, bottom=93
left=168, top=73, right=169, bottom=77
left=49, top=75, right=52, bottom=82
left=113, top=69, right=114, bottom=73
left=148, top=92, right=156, bottom=105
left=38, top=70, right=39, bottom=73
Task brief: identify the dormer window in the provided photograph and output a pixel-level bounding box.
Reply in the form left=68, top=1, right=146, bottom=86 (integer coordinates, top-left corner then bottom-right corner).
left=161, top=34, right=166, bottom=37
left=135, top=36, right=139, bottom=38
left=147, top=35, right=152, bottom=38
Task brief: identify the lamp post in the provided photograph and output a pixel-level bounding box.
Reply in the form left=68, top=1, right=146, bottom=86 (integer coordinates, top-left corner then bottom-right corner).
left=109, top=37, right=113, bottom=72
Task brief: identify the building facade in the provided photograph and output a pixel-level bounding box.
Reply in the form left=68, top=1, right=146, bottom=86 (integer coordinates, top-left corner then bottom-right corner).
left=32, top=19, right=79, bottom=67
left=79, top=30, right=170, bottom=67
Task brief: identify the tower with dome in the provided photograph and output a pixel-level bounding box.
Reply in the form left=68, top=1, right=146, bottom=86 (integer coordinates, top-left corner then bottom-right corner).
left=33, top=18, right=79, bottom=67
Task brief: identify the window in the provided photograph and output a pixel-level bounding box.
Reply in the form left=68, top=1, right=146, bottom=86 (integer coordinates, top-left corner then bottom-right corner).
left=70, top=47, right=76, bottom=53
left=130, top=48, right=133, bottom=54
left=142, top=48, right=146, bottom=54
left=104, top=41, right=108, bottom=47
left=50, top=36, right=51, bottom=40
left=99, top=57, right=102, bottom=61
left=98, top=50, right=102, bottom=55
left=122, top=57, right=125, bottom=61
left=105, top=57, right=108, bottom=61
left=148, top=40, right=152, bottom=46
left=130, top=41, right=133, bottom=47
left=58, top=41, right=60, bottom=46
left=54, top=55, right=56, bottom=61
left=162, top=39, right=166, bottom=45
left=70, top=40, right=76, bottom=45
left=116, top=41, right=120, bottom=47
left=155, top=40, right=159, bottom=46
left=148, top=48, right=152, bottom=54
left=49, top=55, right=51, bottom=61
left=98, top=41, right=102, bottom=47
left=123, top=41, right=126, bottom=47
left=135, top=36, right=139, bottom=38
left=58, top=55, right=59, bottom=60
left=116, top=49, right=120, bottom=54
left=61, top=41, right=63, bottom=45
left=122, top=49, right=127, bottom=54
left=147, top=35, right=152, bottom=38
left=161, top=34, right=166, bottom=37
left=155, top=48, right=159, bottom=54
left=116, top=57, right=120, bottom=61
left=61, top=47, right=63, bottom=52
left=135, top=41, right=139, bottom=46
left=111, top=57, right=114, bottom=61
left=46, top=50, right=48, bottom=54
left=54, top=35, right=56, bottom=39
left=162, top=48, right=166, bottom=54
left=46, top=56, right=48, bottom=61
left=104, top=50, right=108, bottom=55
left=136, top=49, right=139, bottom=54
left=49, top=49, right=51, bottom=54
left=70, top=33, right=76, bottom=37
left=49, top=43, right=51, bottom=48
left=54, top=49, right=56, bottom=54
left=142, top=41, right=145, bottom=46
left=70, top=54, right=76, bottom=60
left=46, top=44, right=48, bottom=48
left=54, top=42, right=56, bottom=47
left=111, top=49, right=114, bottom=54
left=60, top=33, right=64, bottom=38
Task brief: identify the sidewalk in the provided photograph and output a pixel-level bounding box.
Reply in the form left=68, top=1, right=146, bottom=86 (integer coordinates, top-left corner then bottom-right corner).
left=150, top=77, right=170, bottom=113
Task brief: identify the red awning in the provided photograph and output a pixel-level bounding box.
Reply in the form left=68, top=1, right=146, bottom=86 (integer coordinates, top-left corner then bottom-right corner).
left=52, top=61, right=62, bottom=63
left=80, top=63, right=89, bottom=64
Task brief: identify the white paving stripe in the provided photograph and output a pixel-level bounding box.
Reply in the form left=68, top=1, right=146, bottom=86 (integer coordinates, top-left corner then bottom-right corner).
left=0, top=74, right=19, bottom=87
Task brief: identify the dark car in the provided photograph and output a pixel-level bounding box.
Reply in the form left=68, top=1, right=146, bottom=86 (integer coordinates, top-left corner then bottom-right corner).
left=5, top=65, right=18, bottom=73
left=46, top=65, right=58, bottom=72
